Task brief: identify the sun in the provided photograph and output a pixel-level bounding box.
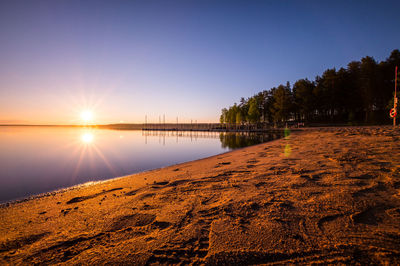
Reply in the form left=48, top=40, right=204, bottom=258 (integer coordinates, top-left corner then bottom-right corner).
left=80, top=110, right=93, bottom=123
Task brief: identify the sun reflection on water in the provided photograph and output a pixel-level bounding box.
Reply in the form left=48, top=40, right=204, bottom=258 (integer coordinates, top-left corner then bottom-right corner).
left=75, top=130, right=117, bottom=177
left=81, top=132, right=94, bottom=144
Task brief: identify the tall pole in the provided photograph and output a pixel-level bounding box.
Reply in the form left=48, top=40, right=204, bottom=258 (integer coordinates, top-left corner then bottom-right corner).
left=395, top=66, right=398, bottom=127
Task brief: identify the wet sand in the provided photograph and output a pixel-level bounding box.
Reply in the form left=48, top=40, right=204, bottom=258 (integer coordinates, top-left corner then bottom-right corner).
left=1, top=126, right=400, bottom=265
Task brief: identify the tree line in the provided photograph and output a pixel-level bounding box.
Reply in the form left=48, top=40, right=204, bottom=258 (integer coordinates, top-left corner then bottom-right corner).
left=220, top=49, right=400, bottom=126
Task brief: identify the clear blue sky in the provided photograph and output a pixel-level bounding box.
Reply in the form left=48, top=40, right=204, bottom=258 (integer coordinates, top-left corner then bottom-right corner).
left=0, top=0, right=399, bottom=124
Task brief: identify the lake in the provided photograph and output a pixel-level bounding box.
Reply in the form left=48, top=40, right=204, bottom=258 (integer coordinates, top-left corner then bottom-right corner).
left=0, top=126, right=281, bottom=203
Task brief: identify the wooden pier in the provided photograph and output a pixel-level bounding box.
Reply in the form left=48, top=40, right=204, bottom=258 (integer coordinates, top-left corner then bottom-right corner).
left=142, top=130, right=221, bottom=139
left=142, top=123, right=275, bottom=132
left=99, top=122, right=286, bottom=132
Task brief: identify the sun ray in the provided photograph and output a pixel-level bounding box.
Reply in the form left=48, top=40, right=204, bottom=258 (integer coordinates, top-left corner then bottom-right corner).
left=92, top=145, right=118, bottom=177
left=71, top=145, right=88, bottom=184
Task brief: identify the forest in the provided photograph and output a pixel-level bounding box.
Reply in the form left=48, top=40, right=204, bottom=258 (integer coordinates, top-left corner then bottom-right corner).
left=220, top=49, right=400, bottom=126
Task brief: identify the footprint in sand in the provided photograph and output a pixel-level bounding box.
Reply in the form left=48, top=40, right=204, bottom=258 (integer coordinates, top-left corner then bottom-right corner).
left=124, top=189, right=140, bottom=196
left=152, top=221, right=171, bottom=229
left=136, top=193, right=156, bottom=200
left=348, top=173, right=375, bottom=180
left=317, top=213, right=344, bottom=232
left=351, top=182, right=386, bottom=198
left=0, top=232, right=49, bottom=253
left=150, top=181, right=170, bottom=189
left=66, top=188, right=123, bottom=204
left=351, top=205, right=392, bottom=226
left=108, top=213, right=156, bottom=231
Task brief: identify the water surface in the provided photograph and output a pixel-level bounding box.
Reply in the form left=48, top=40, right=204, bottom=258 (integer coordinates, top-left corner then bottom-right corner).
left=0, top=126, right=281, bottom=203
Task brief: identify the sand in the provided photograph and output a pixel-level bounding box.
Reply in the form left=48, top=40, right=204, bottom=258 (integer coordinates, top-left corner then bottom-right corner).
left=1, top=126, right=400, bottom=265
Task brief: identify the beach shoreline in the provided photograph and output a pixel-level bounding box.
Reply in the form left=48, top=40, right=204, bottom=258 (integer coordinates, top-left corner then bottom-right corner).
left=0, top=134, right=273, bottom=207
left=0, top=128, right=287, bottom=206
left=1, top=126, right=400, bottom=264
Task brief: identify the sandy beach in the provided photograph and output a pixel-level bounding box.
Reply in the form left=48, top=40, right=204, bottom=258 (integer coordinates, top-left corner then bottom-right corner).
left=1, top=126, right=400, bottom=265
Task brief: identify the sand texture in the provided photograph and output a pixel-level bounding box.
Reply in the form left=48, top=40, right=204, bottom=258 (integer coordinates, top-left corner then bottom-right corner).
left=1, top=127, right=400, bottom=265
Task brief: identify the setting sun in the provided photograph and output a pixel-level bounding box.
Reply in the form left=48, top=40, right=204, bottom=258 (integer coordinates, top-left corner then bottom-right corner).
left=80, top=111, right=93, bottom=123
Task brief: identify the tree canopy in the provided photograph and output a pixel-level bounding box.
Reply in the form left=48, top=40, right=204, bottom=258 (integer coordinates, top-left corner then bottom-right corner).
left=220, top=49, right=400, bottom=126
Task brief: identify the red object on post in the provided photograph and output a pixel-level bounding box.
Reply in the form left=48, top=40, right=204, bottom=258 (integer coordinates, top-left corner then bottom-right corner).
left=390, top=108, right=397, bottom=118
left=393, top=66, right=398, bottom=126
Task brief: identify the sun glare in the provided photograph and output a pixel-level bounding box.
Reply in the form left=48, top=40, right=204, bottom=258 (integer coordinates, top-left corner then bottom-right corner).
left=81, top=133, right=94, bottom=143
left=81, top=110, right=93, bottom=123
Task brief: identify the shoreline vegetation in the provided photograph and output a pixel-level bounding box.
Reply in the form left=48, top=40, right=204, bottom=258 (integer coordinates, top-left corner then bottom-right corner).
left=1, top=126, right=400, bottom=264
left=220, top=49, right=400, bottom=127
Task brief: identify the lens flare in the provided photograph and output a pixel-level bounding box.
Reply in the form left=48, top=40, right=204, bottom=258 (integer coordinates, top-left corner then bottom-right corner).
left=284, top=127, right=291, bottom=140
left=284, top=144, right=291, bottom=157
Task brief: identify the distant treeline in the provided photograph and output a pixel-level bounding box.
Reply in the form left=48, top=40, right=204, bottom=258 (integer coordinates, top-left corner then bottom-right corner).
left=220, top=49, right=400, bottom=125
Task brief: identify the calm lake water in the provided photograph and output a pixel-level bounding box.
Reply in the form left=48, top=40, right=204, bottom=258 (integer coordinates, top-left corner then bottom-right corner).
left=0, top=126, right=281, bottom=203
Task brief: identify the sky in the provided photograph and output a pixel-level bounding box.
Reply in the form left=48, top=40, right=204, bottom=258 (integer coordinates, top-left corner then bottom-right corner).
left=0, top=0, right=399, bottom=124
